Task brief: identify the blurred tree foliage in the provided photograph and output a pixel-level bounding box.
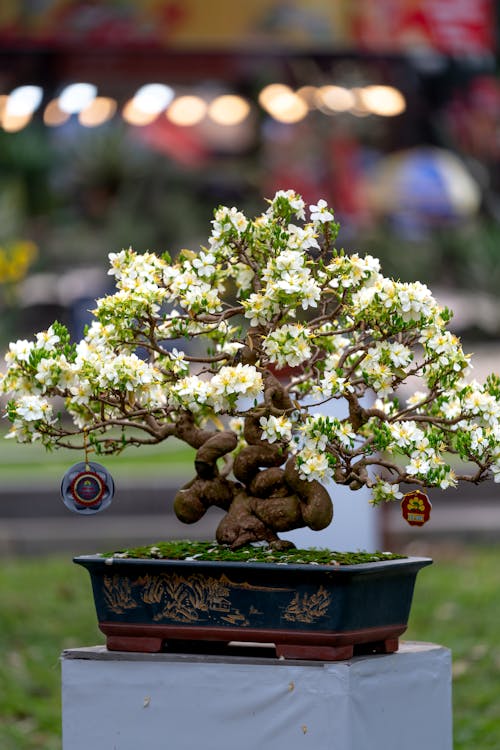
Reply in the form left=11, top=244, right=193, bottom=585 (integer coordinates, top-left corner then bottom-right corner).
left=1, top=121, right=500, bottom=345
left=361, top=219, right=500, bottom=293
left=0, top=124, right=263, bottom=273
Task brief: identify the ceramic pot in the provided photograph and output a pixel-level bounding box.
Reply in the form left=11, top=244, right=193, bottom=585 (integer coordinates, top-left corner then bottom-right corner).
left=74, top=554, right=432, bottom=661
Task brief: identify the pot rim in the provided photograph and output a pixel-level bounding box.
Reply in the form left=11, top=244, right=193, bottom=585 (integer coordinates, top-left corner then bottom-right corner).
left=73, top=553, right=433, bottom=575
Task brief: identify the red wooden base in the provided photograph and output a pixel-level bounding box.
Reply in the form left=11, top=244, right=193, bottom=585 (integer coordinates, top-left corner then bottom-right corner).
left=100, top=622, right=406, bottom=661
left=275, top=637, right=399, bottom=661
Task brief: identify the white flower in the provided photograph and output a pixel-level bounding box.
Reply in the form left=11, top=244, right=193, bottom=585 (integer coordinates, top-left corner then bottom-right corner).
left=192, top=251, right=217, bottom=278
left=440, top=397, right=462, bottom=420
left=388, top=421, right=424, bottom=448
left=171, top=376, right=212, bottom=413
left=491, top=461, right=500, bottom=483
left=439, top=470, right=457, bottom=489
left=397, top=282, right=435, bottom=321
left=36, top=326, right=60, bottom=351
left=6, top=339, right=34, bottom=363
left=69, top=380, right=94, bottom=405
left=166, top=348, right=189, bottom=376
left=297, top=448, right=332, bottom=482
left=212, top=206, right=248, bottom=235
left=271, top=249, right=304, bottom=274
left=286, top=224, right=319, bottom=252
left=229, top=417, right=245, bottom=436
left=5, top=420, right=43, bottom=443
left=211, top=364, right=263, bottom=399
left=316, top=371, right=353, bottom=399
left=259, top=415, right=293, bottom=444
left=371, top=481, right=403, bottom=504
left=406, top=391, right=428, bottom=410
left=108, top=248, right=164, bottom=292
left=15, top=395, right=53, bottom=422
left=242, top=293, right=277, bottom=327
left=270, top=190, right=305, bottom=220
left=232, top=262, right=254, bottom=295
left=263, top=324, right=311, bottom=368
left=35, top=358, right=58, bottom=388
left=336, top=421, right=356, bottom=449
left=387, top=341, right=412, bottom=368
left=182, top=284, right=223, bottom=314
left=406, top=455, right=431, bottom=476
left=469, top=425, right=489, bottom=452
left=299, top=278, right=321, bottom=309
left=462, top=384, right=490, bottom=415
left=309, top=199, right=334, bottom=222
left=297, top=448, right=331, bottom=482
left=327, top=253, right=380, bottom=291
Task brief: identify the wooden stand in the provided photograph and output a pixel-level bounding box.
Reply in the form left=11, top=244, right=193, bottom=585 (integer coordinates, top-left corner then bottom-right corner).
left=101, top=621, right=406, bottom=660
left=61, top=641, right=452, bottom=750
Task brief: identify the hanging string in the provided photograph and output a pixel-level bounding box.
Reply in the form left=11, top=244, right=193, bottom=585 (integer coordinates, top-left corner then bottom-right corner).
left=83, top=429, right=90, bottom=471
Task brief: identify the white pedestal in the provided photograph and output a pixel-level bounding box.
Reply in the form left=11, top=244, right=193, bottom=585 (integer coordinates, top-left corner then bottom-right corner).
left=283, top=399, right=381, bottom=552
left=61, top=642, right=452, bottom=750
left=282, top=481, right=380, bottom=552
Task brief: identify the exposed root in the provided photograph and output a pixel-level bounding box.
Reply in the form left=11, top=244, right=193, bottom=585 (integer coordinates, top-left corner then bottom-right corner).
left=172, top=385, right=334, bottom=547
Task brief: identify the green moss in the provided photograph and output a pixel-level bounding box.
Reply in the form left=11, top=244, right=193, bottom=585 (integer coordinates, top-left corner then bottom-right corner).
left=102, top=540, right=406, bottom=566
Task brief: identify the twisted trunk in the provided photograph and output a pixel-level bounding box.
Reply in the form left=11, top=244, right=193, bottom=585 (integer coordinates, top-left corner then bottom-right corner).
left=172, top=379, right=334, bottom=549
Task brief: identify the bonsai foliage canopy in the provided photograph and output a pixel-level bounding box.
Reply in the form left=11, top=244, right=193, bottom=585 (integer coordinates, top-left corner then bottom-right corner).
left=3, top=189, right=500, bottom=549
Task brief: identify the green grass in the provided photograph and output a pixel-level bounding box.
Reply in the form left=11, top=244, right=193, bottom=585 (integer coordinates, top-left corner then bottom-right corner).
left=0, top=557, right=100, bottom=750
left=405, top=546, right=500, bottom=749
left=1, top=546, right=500, bottom=749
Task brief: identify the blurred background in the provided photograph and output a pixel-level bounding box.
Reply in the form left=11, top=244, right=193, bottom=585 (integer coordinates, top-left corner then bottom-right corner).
left=1, top=5, right=500, bottom=748
left=0, top=0, right=499, bottom=348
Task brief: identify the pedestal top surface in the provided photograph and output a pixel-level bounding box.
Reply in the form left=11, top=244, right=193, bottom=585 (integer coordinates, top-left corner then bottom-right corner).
left=62, top=640, right=448, bottom=667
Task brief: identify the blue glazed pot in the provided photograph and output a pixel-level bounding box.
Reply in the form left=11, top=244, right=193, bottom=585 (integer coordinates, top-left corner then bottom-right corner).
left=74, top=554, right=432, bottom=661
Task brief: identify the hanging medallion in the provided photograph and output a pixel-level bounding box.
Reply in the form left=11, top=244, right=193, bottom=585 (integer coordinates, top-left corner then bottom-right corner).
left=61, top=462, right=115, bottom=514
left=401, top=490, right=432, bottom=527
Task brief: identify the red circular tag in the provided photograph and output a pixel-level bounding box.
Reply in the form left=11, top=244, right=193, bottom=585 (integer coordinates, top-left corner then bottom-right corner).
left=70, top=471, right=106, bottom=507
left=401, top=490, right=432, bottom=527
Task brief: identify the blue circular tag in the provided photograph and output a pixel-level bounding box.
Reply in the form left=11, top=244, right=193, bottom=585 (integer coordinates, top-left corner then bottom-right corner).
left=61, top=462, right=114, bottom=514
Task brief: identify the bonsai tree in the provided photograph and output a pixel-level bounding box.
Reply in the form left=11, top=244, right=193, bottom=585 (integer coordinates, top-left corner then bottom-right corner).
left=2, top=189, right=500, bottom=549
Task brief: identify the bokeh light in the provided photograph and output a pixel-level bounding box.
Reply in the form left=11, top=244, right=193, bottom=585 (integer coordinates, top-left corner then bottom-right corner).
left=208, top=95, right=250, bottom=126
left=258, top=83, right=293, bottom=110
left=166, top=96, right=207, bottom=126
left=132, top=84, right=174, bottom=115
left=6, top=85, right=43, bottom=117
left=296, top=86, right=318, bottom=109
left=259, top=84, right=308, bottom=123
left=43, top=99, right=71, bottom=127
left=79, top=97, right=117, bottom=127
left=1, top=93, right=32, bottom=132
left=59, top=83, right=97, bottom=114
left=316, top=85, right=355, bottom=113
left=359, top=86, right=406, bottom=116
left=122, top=99, right=159, bottom=126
